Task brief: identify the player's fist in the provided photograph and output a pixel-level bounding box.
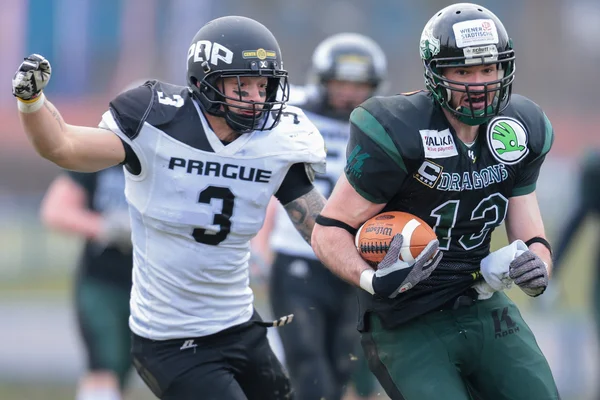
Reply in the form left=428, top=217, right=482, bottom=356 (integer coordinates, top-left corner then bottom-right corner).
left=12, top=54, right=51, bottom=101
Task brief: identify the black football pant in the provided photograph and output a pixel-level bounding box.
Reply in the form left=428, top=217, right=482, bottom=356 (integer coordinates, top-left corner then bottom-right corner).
left=131, top=311, right=293, bottom=399
left=270, top=253, right=358, bottom=400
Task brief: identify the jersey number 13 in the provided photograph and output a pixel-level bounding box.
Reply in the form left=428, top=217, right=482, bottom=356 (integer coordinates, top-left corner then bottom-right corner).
left=430, top=193, right=509, bottom=251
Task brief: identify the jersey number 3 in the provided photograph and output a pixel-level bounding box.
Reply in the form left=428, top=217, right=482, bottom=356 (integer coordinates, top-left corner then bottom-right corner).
left=192, top=186, right=235, bottom=245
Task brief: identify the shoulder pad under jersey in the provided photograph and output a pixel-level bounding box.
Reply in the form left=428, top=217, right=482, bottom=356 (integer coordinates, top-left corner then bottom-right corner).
left=351, top=92, right=436, bottom=170
left=269, top=105, right=327, bottom=173
left=108, top=80, right=194, bottom=139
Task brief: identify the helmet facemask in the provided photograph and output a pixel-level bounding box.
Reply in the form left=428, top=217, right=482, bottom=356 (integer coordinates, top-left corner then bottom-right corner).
left=192, top=69, right=289, bottom=134
left=419, top=3, right=516, bottom=126
left=185, top=16, right=290, bottom=134
left=425, top=49, right=515, bottom=126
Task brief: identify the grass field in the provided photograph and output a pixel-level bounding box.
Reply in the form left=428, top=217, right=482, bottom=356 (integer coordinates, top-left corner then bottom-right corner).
left=0, top=383, right=153, bottom=400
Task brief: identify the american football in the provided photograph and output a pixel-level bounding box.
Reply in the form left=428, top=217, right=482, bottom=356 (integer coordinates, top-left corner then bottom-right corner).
left=355, top=211, right=437, bottom=268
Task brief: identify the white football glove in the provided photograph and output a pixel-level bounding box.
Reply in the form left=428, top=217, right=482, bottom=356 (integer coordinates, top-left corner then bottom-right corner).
left=12, top=54, right=51, bottom=101
left=96, top=210, right=132, bottom=254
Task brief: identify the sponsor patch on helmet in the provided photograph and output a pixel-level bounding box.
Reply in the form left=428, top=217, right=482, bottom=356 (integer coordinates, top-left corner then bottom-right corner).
left=463, top=45, right=498, bottom=64
left=242, top=48, right=277, bottom=60
left=452, top=19, right=499, bottom=48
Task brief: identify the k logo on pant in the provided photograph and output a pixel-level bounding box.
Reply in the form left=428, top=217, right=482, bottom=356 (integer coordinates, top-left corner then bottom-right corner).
left=491, top=307, right=519, bottom=339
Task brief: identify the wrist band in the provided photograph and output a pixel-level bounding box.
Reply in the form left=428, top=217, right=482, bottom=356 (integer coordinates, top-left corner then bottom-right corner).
left=17, top=93, right=45, bottom=113
left=360, top=268, right=375, bottom=295
left=525, top=236, right=552, bottom=256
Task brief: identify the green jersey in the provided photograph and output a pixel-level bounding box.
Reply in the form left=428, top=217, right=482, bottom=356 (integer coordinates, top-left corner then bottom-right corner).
left=346, top=91, right=553, bottom=330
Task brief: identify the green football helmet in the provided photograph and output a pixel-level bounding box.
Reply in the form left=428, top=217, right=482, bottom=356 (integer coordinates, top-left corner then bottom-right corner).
left=420, top=3, right=515, bottom=125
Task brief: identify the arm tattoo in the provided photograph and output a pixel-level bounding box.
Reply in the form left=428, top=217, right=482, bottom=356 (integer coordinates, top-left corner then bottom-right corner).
left=284, top=188, right=326, bottom=244
left=43, top=101, right=66, bottom=132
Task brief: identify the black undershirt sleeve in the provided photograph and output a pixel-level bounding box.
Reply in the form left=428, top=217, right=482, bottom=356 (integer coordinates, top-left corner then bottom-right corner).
left=119, top=139, right=141, bottom=175
left=274, top=163, right=314, bottom=205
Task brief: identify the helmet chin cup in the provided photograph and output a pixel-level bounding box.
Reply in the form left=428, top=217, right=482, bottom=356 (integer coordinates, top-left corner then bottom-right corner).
left=454, top=105, right=494, bottom=126
left=224, top=108, right=265, bottom=134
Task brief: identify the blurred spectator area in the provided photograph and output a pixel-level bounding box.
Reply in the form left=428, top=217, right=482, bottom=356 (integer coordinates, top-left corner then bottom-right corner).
left=1, top=0, right=599, bottom=194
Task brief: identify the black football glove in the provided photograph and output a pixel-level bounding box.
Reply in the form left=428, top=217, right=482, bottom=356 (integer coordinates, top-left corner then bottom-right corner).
left=365, top=234, right=442, bottom=298
left=509, top=250, right=548, bottom=297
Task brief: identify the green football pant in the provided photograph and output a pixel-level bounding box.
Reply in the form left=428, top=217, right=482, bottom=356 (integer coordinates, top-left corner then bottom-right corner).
left=76, top=276, right=133, bottom=388
left=361, top=292, right=560, bottom=400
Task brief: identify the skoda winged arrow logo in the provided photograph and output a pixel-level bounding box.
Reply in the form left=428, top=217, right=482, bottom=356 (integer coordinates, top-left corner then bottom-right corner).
left=487, top=117, right=529, bottom=165
left=492, top=121, right=526, bottom=154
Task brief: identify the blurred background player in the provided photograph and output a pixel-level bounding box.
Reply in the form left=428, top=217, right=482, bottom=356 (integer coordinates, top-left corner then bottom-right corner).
left=40, top=160, right=132, bottom=400
left=549, top=149, right=600, bottom=397
left=39, top=81, right=145, bottom=400
left=254, top=33, right=387, bottom=400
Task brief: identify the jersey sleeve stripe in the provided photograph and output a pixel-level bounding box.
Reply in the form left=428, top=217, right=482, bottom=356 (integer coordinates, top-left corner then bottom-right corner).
left=344, top=175, right=388, bottom=204
left=350, top=107, right=407, bottom=173
left=511, top=182, right=536, bottom=197
left=540, top=113, right=554, bottom=157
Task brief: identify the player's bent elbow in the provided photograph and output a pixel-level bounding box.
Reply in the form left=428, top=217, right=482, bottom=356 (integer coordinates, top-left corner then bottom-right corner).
left=311, top=223, right=332, bottom=262
left=310, top=223, right=324, bottom=258
left=44, top=149, right=105, bottom=173
left=33, top=140, right=76, bottom=170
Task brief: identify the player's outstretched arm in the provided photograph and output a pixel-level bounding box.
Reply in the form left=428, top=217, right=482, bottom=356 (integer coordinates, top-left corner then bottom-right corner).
left=311, top=174, right=385, bottom=287
left=13, top=54, right=125, bottom=172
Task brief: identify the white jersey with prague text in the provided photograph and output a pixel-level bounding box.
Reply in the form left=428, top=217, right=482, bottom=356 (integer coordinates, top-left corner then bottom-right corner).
left=101, top=80, right=326, bottom=340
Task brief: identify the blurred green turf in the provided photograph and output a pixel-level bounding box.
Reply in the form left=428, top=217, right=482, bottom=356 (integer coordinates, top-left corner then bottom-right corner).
left=0, top=219, right=596, bottom=400
left=0, top=383, right=153, bottom=400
